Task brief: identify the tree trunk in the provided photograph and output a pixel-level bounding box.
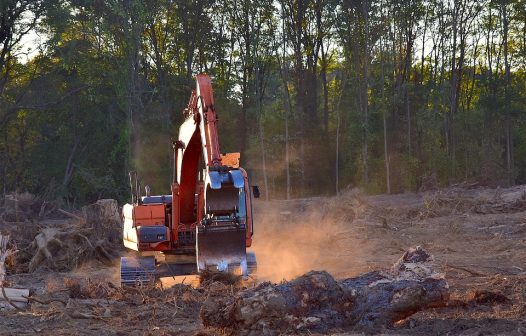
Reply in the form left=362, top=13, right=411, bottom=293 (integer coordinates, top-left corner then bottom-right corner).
left=334, top=75, right=347, bottom=195
left=406, top=92, right=411, bottom=156
left=362, top=2, right=370, bottom=185
left=380, top=37, right=391, bottom=194
left=258, top=117, right=269, bottom=201
left=62, top=138, right=79, bottom=187
left=420, top=8, right=428, bottom=84
left=256, top=70, right=269, bottom=201
left=502, top=2, right=513, bottom=186
left=279, top=66, right=292, bottom=200
left=320, top=42, right=329, bottom=133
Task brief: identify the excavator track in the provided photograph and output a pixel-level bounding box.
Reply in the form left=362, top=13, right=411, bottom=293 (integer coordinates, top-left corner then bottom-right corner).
left=120, top=256, right=155, bottom=286
left=120, top=250, right=257, bottom=287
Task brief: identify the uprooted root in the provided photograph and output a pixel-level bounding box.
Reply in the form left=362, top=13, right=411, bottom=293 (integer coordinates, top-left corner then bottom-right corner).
left=200, top=246, right=450, bottom=335
left=27, top=228, right=117, bottom=272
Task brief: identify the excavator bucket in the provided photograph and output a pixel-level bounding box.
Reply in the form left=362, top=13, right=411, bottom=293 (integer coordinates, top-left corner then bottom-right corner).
left=196, top=226, right=248, bottom=275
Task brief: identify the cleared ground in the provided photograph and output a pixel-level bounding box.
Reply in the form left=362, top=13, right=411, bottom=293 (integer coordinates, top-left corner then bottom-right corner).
left=1, top=185, right=525, bottom=335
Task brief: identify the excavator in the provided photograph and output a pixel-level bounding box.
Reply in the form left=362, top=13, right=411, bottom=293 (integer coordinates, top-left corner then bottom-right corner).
left=120, top=74, right=259, bottom=285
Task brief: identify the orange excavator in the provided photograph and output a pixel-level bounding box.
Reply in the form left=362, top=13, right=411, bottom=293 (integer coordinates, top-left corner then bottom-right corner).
left=120, top=74, right=259, bottom=285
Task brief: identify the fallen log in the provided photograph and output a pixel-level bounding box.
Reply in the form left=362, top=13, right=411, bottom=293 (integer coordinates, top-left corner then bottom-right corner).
left=0, top=287, right=29, bottom=302
left=200, top=246, right=449, bottom=335
left=1, top=286, right=29, bottom=310
left=0, top=287, right=29, bottom=309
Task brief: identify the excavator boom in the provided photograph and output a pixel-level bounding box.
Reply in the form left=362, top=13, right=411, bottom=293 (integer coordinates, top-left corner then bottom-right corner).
left=176, top=74, right=251, bottom=274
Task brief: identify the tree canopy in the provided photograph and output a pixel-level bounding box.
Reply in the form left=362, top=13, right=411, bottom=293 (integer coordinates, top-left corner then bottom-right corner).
left=1, top=0, right=525, bottom=205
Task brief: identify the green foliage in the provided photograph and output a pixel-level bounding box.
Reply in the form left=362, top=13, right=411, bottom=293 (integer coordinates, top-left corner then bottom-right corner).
left=0, top=0, right=525, bottom=204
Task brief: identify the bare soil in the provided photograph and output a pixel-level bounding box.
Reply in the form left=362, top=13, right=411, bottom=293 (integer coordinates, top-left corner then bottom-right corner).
left=1, top=185, right=525, bottom=335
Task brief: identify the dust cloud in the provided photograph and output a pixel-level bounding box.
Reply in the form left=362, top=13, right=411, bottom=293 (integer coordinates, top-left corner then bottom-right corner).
left=251, top=191, right=370, bottom=282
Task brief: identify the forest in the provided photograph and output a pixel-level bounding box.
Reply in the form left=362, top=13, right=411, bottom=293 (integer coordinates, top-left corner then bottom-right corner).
left=0, top=0, right=525, bottom=204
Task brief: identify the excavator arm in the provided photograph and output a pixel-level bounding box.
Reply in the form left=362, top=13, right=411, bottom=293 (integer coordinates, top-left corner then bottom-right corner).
left=174, top=74, right=253, bottom=274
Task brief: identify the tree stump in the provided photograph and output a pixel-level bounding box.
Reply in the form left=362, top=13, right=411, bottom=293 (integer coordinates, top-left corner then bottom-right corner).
left=200, top=246, right=449, bottom=335
left=26, top=199, right=122, bottom=272
left=27, top=228, right=115, bottom=272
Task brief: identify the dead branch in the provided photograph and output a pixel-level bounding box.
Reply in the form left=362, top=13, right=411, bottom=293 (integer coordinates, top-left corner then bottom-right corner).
left=57, top=209, right=85, bottom=223
left=23, top=295, right=67, bottom=306
left=445, top=264, right=486, bottom=277
left=67, top=310, right=106, bottom=320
